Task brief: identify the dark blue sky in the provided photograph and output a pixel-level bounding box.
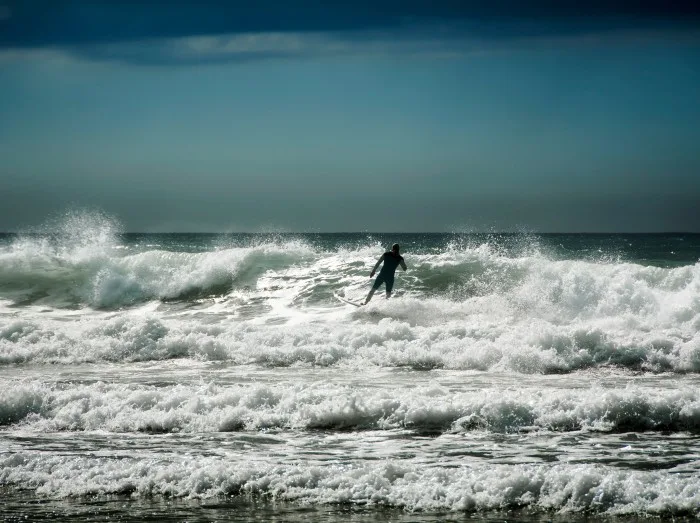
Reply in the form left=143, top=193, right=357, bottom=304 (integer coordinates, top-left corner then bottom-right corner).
left=1, top=1, right=699, bottom=231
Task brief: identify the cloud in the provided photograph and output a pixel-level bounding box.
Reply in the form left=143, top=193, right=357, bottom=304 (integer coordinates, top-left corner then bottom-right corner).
left=2, top=24, right=699, bottom=67
left=79, top=29, right=484, bottom=66
left=0, top=27, right=480, bottom=66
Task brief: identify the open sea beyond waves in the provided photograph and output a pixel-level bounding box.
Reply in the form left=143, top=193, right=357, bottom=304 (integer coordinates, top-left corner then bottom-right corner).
left=1, top=218, right=699, bottom=521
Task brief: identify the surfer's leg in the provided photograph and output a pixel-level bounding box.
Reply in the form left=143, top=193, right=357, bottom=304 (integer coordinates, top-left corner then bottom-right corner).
left=385, top=276, right=394, bottom=298
left=365, top=276, right=384, bottom=304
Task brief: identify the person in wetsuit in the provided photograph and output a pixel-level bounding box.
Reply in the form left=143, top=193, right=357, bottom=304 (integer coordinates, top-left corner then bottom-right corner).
left=364, top=243, right=407, bottom=304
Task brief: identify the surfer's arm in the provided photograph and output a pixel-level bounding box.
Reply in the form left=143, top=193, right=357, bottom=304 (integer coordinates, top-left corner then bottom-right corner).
left=370, top=254, right=384, bottom=277
left=400, top=259, right=407, bottom=271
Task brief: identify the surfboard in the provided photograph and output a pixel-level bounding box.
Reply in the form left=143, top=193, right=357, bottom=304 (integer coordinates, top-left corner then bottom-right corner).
left=334, top=293, right=363, bottom=307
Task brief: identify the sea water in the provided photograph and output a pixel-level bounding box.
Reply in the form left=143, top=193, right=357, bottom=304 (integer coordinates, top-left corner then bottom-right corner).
left=1, top=214, right=699, bottom=521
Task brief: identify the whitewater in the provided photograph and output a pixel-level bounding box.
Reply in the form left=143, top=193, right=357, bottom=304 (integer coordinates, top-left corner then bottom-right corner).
left=1, top=214, right=699, bottom=521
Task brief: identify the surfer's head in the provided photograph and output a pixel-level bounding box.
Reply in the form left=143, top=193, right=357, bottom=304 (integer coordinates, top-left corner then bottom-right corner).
left=392, top=243, right=400, bottom=254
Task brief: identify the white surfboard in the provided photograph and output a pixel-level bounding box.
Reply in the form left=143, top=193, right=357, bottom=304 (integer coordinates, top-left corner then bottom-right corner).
left=334, top=293, right=363, bottom=307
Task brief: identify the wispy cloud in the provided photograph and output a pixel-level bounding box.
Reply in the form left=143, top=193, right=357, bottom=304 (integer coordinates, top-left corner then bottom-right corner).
left=0, top=47, right=76, bottom=65
left=2, top=24, right=699, bottom=67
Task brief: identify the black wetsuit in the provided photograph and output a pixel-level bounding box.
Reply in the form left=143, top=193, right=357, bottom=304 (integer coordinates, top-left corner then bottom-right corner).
left=372, top=252, right=404, bottom=293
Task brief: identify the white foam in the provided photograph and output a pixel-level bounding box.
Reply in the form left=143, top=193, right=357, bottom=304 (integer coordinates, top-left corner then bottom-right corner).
left=2, top=379, right=698, bottom=434
left=1, top=452, right=698, bottom=516
left=2, top=300, right=700, bottom=374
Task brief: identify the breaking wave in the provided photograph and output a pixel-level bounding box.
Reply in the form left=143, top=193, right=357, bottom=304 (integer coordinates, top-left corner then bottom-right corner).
left=1, top=213, right=699, bottom=374
left=2, top=379, right=699, bottom=434
left=1, top=452, right=699, bottom=516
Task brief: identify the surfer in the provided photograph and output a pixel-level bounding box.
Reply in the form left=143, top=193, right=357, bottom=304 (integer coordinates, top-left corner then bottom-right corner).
left=364, top=243, right=407, bottom=304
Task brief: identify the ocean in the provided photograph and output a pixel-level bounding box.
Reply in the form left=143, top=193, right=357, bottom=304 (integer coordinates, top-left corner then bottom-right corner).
left=1, top=215, right=699, bottom=521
